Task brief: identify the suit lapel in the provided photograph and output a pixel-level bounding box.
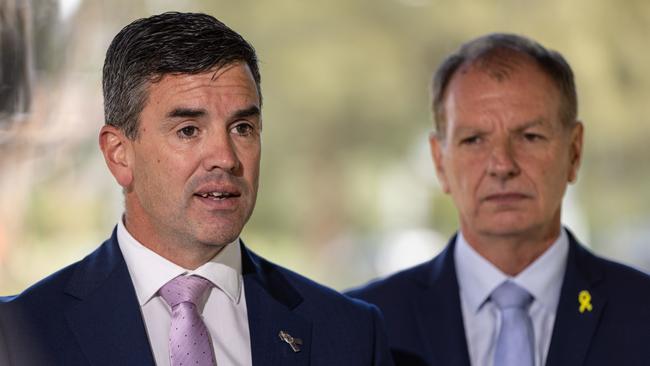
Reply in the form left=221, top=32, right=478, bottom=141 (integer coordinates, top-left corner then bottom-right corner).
left=545, top=232, right=606, bottom=366
left=64, top=230, right=155, bottom=366
left=415, top=237, right=471, bottom=366
left=242, top=244, right=312, bottom=366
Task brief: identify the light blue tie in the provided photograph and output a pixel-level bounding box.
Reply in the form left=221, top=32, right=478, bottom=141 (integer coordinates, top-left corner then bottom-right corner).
left=491, top=280, right=534, bottom=366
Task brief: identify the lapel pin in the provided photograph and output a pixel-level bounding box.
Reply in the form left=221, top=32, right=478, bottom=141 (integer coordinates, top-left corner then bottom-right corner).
left=578, top=290, right=593, bottom=313
left=278, top=330, right=302, bottom=353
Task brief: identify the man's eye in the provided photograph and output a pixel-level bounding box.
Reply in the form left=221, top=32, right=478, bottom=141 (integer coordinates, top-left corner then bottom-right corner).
left=523, top=133, right=544, bottom=142
left=178, top=126, right=199, bottom=138
left=231, top=123, right=254, bottom=136
left=460, top=135, right=481, bottom=145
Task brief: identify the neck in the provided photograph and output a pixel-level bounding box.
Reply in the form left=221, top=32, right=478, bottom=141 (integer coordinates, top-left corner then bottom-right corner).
left=461, top=224, right=561, bottom=276
left=123, top=213, right=225, bottom=270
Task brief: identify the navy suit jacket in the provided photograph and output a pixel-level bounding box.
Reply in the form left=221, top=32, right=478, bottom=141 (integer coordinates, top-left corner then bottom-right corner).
left=0, top=229, right=393, bottom=366
left=347, top=231, right=650, bottom=366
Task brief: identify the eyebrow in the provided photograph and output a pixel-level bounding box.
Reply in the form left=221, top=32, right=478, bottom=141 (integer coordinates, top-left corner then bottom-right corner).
left=166, top=108, right=207, bottom=119
left=232, top=105, right=261, bottom=120
left=165, top=105, right=261, bottom=120
left=452, top=124, right=485, bottom=136
left=451, top=117, right=547, bottom=136
left=513, top=118, right=547, bottom=132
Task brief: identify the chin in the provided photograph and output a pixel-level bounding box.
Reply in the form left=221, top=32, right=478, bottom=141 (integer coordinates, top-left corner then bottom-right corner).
left=190, top=207, right=254, bottom=243
left=484, top=220, right=553, bottom=239
left=478, top=217, right=537, bottom=237
left=190, top=222, right=242, bottom=246
left=199, top=231, right=241, bottom=246
left=482, top=227, right=531, bottom=238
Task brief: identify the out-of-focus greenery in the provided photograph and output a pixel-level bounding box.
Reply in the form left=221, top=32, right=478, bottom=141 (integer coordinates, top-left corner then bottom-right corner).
left=1, top=0, right=649, bottom=294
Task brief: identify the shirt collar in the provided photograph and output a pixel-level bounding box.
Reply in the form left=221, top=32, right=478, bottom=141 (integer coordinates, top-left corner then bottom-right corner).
left=513, top=228, right=568, bottom=311
left=455, top=231, right=507, bottom=313
left=454, top=228, right=569, bottom=313
left=117, top=218, right=243, bottom=307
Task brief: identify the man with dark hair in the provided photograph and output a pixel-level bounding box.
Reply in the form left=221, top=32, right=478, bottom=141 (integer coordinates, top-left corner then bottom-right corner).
left=348, top=33, right=650, bottom=366
left=0, top=12, right=392, bottom=366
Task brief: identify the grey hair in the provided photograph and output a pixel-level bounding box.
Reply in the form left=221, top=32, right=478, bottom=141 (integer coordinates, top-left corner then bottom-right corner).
left=431, top=33, right=577, bottom=137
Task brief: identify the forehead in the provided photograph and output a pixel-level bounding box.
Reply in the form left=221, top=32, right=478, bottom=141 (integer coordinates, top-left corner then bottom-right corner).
left=144, top=63, right=260, bottom=108
left=443, top=58, right=561, bottom=127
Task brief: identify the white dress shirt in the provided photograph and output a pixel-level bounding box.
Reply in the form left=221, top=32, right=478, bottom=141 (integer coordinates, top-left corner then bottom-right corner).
left=117, top=219, right=252, bottom=366
left=454, top=228, right=569, bottom=366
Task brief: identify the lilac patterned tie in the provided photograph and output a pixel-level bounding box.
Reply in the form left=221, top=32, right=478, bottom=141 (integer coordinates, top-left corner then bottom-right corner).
left=160, top=275, right=216, bottom=366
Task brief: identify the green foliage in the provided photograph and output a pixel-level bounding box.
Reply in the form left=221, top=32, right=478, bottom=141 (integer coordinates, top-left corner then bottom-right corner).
left=3, top=0, right=650, bottom=291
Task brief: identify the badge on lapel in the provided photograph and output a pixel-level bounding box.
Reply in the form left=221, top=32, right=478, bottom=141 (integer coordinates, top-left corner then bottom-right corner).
left=279, top=330, right=302, bottom=353
left=578, top=290, right=593, bottom=313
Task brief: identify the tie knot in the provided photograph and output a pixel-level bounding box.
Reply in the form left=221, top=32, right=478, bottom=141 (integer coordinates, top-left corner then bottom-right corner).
left=160, top=275, right=212, bottom=308
left=491, top=280, right=533, bottom=309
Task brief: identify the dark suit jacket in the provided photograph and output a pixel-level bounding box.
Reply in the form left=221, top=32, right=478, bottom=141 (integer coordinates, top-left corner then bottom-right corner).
left=346, top=231, right=650, bottom=366
left=0, top=228, right=393, bottom=366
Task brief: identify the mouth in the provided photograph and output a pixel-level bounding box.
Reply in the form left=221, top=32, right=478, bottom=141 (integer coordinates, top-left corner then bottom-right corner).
left=194, top=191, right=241, bottom=200
left=483, top=192, right=531, bottom=203
left=193, top=183, right=243, bottom=210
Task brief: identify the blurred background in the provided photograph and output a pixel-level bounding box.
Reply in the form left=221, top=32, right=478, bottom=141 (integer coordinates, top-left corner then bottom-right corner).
left=1, top=0, right=649, bottom=294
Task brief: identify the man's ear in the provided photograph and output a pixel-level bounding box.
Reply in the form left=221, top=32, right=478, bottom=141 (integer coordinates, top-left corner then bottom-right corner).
left=99, top=125, right=134, bottom=188
left=429, top=132, right=451, bottom=194
left=567, top=121, right=584, bottom=183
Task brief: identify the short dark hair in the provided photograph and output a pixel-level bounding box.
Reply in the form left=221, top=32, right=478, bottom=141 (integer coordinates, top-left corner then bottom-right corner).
left=431, top=33, right=577, bottom=137
left=102, top=12, right=261, bottom=139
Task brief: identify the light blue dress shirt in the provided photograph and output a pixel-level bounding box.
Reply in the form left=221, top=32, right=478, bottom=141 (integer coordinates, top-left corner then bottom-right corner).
left=454, top=228, right=569, bottom=366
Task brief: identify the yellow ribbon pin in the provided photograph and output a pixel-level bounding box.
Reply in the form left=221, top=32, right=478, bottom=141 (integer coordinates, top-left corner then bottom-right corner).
left=578, top=290, right=593, bottom=313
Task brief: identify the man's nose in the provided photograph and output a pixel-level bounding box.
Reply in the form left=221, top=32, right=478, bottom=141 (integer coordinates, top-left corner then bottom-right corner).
left=487, top=139, right=520, bottom=179
left=201, top=130, right=240, bottom=173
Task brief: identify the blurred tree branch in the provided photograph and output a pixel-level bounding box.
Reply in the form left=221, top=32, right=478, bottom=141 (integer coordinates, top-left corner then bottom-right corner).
left=0, top=0, right=31, bottom=139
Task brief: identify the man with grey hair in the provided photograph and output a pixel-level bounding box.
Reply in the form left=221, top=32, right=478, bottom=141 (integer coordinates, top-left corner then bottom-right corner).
left=348, top=33, right=650, bottom=366
left=1, top=12, right=393, bottom=366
